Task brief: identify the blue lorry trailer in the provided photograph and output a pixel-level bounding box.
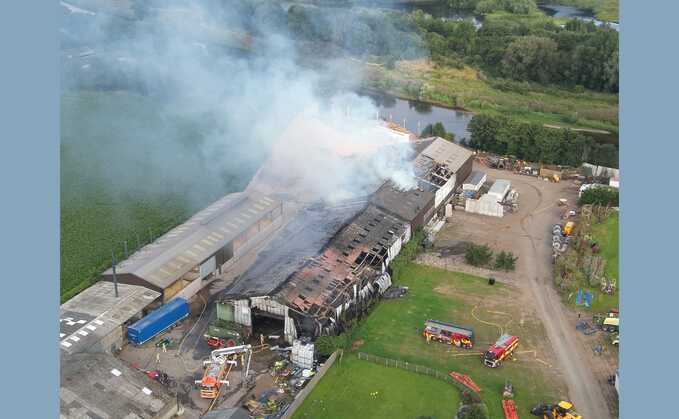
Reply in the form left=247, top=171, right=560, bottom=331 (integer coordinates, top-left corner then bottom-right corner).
left=127, top=297, right=189, bottom=345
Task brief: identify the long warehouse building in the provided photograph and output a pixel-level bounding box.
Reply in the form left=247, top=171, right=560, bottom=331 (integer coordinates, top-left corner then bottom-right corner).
left=218, top=137, right=475, bottom=342
left=100, top=192, right=284, bottom=303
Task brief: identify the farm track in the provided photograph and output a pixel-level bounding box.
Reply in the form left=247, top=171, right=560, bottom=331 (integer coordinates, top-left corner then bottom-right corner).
left=513, top=176, right=612, bottom=419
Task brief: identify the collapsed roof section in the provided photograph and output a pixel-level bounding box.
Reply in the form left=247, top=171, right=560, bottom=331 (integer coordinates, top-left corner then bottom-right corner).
left=415, top=137, right=475, bottom=187
left=275, top=204, right=409, bottom=321
left=223, top=199, right=368, bottom=299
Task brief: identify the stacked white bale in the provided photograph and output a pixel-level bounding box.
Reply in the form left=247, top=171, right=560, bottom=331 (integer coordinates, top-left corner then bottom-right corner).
left=291, top=339, right=315, bottom=369
left=465, top=194, right=504, bottom=217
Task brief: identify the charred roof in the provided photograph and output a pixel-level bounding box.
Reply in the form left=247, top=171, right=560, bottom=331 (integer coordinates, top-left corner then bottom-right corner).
left=276, top=204, right=408, bottom=318
left=369, top=180, right=436, bottom=225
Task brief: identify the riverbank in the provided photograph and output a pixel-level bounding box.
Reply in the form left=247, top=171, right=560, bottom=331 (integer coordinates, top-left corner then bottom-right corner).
left=542, top=0, right=619, bottom=22
left=359, top=59, right=619, bottom=135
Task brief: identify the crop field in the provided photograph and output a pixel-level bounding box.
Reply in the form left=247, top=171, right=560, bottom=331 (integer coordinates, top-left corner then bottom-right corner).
left=60, top=90, right=255, bottom=302
left=297, top=264, right=567, bottom=419
left=292, top=355, right=460, bottom=419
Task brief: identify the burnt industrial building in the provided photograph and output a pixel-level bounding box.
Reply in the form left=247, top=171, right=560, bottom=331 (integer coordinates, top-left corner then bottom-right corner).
left=218, top=137, right=475, bottom=343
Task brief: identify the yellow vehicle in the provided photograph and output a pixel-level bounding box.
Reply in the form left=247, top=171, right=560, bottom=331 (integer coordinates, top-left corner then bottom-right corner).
left=563, top=222, right=575, bottom=236
left=602, top=317, right=619, bottom=333
left=531, top=400, right=583, bottom=419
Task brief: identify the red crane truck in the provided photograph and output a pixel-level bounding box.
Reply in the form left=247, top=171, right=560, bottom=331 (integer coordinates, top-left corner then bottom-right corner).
left=423, top=319, right=474, bottom=349
left=483, top=334, right=519, bottom=368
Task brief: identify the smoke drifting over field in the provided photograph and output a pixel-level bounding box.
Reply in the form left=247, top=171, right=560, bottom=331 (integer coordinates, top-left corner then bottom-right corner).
left=61, top=0, right=424, bottom=206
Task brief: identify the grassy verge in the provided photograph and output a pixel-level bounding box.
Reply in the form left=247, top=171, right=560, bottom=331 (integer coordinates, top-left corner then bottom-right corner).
left=300, top=263, right=566, bottom=419
left=293, top=354, right=460, bottom=419
left=558, top=212, right=619, bottom=313
left=578, top=211, right=619, bottom=312
left=360, top=59, right=618, bottom=134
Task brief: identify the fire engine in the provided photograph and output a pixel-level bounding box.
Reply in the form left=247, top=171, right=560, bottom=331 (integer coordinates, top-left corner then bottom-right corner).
left=423, top=319, right=474, bottom=349
left=196, top=344, right=253, bottom=399
left=483, top=334, right=519, bottom=368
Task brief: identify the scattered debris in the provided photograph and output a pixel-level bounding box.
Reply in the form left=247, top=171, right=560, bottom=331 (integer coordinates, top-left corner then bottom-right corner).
left=383, top=286, right=409, bottom=299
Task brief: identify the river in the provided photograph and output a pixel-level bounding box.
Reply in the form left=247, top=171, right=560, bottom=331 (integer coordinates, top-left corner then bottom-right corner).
left=538, top=4, right=619, bottom=30
left=360, top=91, right=474, bottom=142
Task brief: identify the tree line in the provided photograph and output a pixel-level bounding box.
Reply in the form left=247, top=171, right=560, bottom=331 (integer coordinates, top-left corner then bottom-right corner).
left=405, top=7, right=619, bottom=92
left=467, top=114, right=618, bottom=168
left=192, top=1, right=617, bottom=93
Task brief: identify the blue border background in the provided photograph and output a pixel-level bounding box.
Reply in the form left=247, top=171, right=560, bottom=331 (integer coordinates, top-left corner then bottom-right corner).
left=0, top=2, right=59, bottom=417
left=620, top=0, right=679, bottom=418
left=0, top=1, right=677, bottom=418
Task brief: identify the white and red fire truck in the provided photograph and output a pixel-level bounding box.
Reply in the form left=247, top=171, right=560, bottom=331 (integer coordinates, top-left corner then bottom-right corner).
left=422, top=319, right=475, bottom=349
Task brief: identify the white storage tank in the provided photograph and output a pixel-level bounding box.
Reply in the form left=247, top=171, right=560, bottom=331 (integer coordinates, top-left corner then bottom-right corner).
left=291, top=339, right=315, bottom=369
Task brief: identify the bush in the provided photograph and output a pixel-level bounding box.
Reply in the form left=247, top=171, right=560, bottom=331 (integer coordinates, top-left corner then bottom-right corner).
left=494, top=251, right=518, bottom=271
left=315, top=333, right=350, bottom=356
left=460, top=403, right=489, bottom=419
left=465, top=244, right=494, bottom=267
left=579, top=187, right=619, bottom=207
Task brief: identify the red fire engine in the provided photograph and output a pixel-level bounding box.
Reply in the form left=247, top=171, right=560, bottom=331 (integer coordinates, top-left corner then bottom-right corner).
left=423, top=319, right=474, bottom=349
left=483, top=334, right=519, bottom=368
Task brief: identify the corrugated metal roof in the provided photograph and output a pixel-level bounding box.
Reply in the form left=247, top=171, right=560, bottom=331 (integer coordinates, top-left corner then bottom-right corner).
left=104, top=193, right=281, bottom=289
left=464, top=171, right=486, bottom=187
left=370, top=180, right=435, bottom=224
left=419, top=137, right=474, bottom=172
left=488, top=179, right=511, bottom=195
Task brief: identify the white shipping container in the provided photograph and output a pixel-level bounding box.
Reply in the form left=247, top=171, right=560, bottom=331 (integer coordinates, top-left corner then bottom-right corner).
left=487, top=180, right=511, bottom=202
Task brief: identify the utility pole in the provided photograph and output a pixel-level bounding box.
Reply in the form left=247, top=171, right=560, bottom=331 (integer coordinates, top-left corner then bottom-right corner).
left=111, top=250, right=119, bottom=298
left=123, top=240, right=128, bottom=259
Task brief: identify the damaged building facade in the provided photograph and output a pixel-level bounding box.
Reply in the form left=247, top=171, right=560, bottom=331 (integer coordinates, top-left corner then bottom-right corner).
left=100, top=193, right=283, bottom=303
left=219, top=137, right=474, bottom=343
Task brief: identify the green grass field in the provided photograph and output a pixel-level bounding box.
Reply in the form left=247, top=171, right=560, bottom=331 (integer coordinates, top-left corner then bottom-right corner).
left=297, top=264, right=566, bottom=419
left=60, top=90, right=254, bottom=302
left=293, top=355, right=461, bottom=419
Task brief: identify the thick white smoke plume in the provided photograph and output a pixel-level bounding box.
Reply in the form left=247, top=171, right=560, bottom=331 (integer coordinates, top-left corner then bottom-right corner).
left=61, top=0, right=421, bottom=209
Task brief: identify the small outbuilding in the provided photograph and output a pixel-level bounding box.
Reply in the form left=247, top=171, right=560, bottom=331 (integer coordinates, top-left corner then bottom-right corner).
left=487, top=180, right=511, bottom=203
left=462, top=171, right=487, bottom=192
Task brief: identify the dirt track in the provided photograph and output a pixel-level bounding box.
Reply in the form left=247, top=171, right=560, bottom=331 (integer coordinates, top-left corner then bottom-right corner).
left=431, top=165, right=613, bottom=418
left=492, top=167, right=611, bottom=419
